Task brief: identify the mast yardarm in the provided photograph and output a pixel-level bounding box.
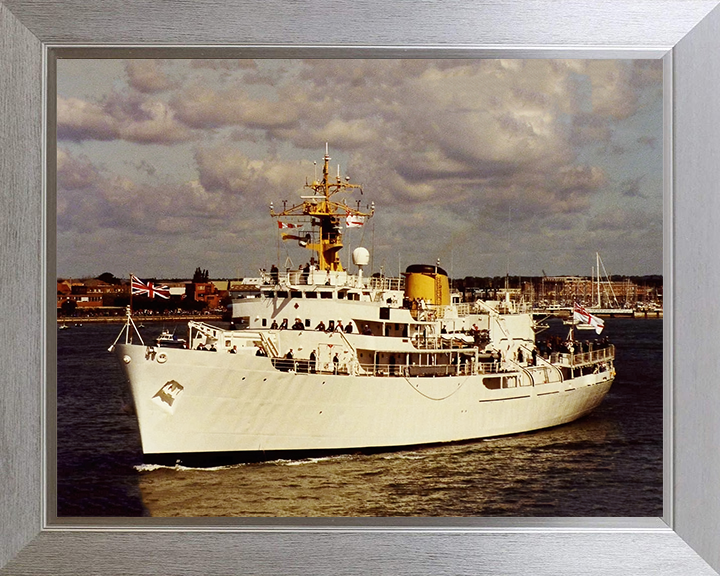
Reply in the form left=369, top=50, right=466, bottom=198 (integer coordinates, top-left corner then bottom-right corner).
left=270, top=145, right=374, bottom=271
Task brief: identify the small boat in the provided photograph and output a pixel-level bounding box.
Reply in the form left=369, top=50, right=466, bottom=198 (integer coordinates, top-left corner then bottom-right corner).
left=155, top=328, right=186, bottom=348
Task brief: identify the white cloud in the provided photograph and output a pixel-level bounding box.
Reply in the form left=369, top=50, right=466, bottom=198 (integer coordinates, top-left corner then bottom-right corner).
left=125, top=60, right=177, bottom=93
left=56, top=58, right=663, bottom=277
left=58, top=93, right=193, bottom=145
left=171, top=84, right=300, bottom=129
left=57, top=97, right=119, bottom=141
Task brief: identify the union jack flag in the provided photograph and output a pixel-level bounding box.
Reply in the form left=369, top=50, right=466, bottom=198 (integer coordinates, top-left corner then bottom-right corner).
left=131, top=275, right=170, bottom=299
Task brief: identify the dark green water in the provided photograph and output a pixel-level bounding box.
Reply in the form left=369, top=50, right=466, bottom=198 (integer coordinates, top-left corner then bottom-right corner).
left=56, top=318, right=662, bottom=517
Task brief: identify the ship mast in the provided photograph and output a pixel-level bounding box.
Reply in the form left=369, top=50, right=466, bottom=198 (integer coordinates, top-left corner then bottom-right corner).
left=270, top=144, right=374, bottom=272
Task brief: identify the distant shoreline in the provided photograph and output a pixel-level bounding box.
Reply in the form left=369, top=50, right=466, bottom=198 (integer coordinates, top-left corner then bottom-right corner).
left=57, top=314, right=223, bottom=324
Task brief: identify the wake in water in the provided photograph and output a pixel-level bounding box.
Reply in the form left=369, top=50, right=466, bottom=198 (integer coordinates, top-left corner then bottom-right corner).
left=134, top=453, right=356, bottom=473
left=135, top=462, right=248, bottom=473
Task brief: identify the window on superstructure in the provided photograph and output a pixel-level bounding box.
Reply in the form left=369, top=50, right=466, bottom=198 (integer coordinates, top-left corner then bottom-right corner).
left=262, top=318, right=267, bottom=327
left=291, top=291, right=302, bottom=298
left=305, top=292, right=317, bottom=298
left=277, top=291, right=288, bottom=298
left=320, top=292, right=332, bottom=299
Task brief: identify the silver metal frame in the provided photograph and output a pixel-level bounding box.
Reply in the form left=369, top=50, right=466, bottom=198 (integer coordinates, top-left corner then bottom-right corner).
left=2, top=1, right=719, bottom=574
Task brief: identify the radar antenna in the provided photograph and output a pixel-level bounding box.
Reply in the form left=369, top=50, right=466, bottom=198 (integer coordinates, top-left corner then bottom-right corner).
left=270, top=145, right=374, bottom=272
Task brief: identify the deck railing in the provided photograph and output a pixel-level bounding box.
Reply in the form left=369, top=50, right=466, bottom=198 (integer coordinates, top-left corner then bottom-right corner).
left=359, top=362, right=477, bottom=377
left=550, top=344, right=615, bottom=367
left=368, top=276, right=404, bottom=291
left=270, top=345, right=615, bottom=377
left=278, top=359, right=512, bottom=378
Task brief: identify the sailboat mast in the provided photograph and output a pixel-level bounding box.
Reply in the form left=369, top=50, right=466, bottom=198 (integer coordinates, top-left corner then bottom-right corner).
left=596, top=252, right=601, bottom=308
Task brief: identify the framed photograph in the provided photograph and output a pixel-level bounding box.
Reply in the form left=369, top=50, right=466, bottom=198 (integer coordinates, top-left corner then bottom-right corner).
left=53, top=54, right=664, bottom=520
left=2, top=1, right=720, bottom=574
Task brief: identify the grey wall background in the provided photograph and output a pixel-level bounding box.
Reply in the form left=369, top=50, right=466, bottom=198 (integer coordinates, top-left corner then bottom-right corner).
left=2, top=1, right=720, bottom=574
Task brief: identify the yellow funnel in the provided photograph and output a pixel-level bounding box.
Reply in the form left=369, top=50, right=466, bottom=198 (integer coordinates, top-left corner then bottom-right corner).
left=403, top=264, right=450, bottom=306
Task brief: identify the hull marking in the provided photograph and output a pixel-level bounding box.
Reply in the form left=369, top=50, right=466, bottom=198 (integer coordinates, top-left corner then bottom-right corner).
left=152, top=380, right=184, bottom=414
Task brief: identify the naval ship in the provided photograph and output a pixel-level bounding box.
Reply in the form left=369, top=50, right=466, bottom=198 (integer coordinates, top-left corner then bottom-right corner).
left=112, top=146, right=615, bottom=465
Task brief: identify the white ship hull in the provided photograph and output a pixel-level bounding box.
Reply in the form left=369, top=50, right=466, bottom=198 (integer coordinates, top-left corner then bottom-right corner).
left=116, top=341, right=614, bottom=464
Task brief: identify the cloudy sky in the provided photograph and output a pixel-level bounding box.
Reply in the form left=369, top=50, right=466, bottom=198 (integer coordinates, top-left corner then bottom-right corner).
left=56, top=58, right=662, bottom=280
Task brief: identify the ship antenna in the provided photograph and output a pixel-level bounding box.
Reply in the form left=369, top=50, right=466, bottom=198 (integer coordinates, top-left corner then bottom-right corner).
left=323, top=144, right=330, bottom=198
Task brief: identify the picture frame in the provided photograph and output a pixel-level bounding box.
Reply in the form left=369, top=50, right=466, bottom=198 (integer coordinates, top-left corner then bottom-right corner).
left=2, top=1, right=720, bottom=574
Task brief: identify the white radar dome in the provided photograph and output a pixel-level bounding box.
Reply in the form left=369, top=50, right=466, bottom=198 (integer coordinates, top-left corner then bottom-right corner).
left=352, top=247, right=370, bottom=267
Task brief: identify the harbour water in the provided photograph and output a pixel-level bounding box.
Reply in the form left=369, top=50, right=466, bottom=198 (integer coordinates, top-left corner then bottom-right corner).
left=56, top=318, right=662, bottom=517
